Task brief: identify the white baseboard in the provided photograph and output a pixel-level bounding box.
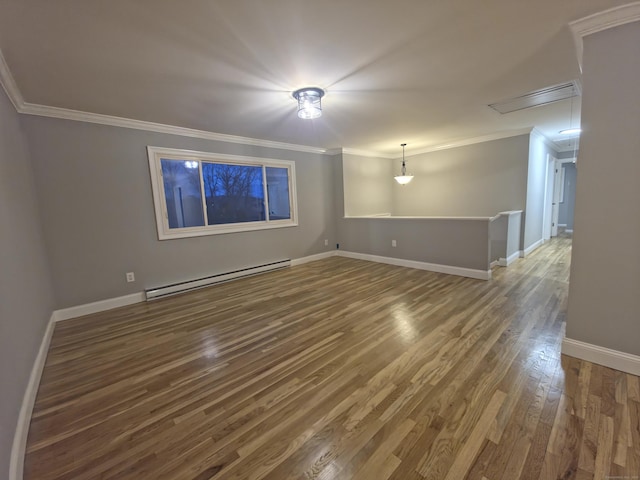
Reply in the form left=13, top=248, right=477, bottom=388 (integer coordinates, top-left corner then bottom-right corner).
left=490, top=260, right=498, bottom=268
left=54, top=292, right=145, bottom=322
left=10, top=313, right=56, bottom=480
left=290, top=250, right=335, bottom=266
left=562, top=338, right=640, bottom=376
left=336, top=251, right=491, bottom=280
left=54, top=248, right=490, bottom=321
left=498, top=251, right=520, bottom=267
left=56, top=252, right=335, bottom=320
left=566, top=229, right=573, bottom=233
left=520, top=238, right=543, bottom=258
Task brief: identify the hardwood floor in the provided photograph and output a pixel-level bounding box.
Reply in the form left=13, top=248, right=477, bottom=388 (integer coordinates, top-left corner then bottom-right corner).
left=25, top=237, right=640, bottom=479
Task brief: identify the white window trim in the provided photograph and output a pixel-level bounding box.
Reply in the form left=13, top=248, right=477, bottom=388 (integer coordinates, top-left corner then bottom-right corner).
left=147, top=146, right=298, bottom=240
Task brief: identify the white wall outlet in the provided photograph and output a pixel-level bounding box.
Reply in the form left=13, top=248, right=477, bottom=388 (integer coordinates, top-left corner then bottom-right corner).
left=126, top=272, right=135, bottom=283
left=324, top=239, right=329, bottom=246
left=391, top=240, right=397, bottom=247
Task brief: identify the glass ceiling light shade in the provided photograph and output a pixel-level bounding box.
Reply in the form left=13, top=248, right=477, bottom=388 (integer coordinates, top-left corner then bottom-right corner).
left=394, top=143, right=414, bottom=185
left=292, top=87, right=325, bottom=119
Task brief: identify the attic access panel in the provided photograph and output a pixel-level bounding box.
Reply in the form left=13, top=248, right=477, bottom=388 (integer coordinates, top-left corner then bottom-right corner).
left=489, top=81, right=581, bottom=114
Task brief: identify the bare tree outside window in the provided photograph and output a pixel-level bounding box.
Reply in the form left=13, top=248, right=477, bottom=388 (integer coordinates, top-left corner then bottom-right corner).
left=202, top=163, right=265, bottom=224
left=149, top=147, right=297, bottom=239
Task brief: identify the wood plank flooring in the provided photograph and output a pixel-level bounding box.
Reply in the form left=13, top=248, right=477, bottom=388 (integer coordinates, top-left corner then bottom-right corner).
left=24, top=237, right=640, bottom=479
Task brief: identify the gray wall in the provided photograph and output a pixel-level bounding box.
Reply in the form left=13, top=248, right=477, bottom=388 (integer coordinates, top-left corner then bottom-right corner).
left=523, top=132, right=552, bottom=250
left=506, top=212, right=522, bottom=259
left=490, top=211, right=523, bottom=264
left=342, top=153, right=392, bottom=216
left=392, top=135, right=530, bottom=217
left=0, top=89, right=55, bottom=478
left=567, top=21, right=640, bottom=356
left=558, top=162, right=576, bottom=229
left=22, top=116, right=336, bottom=308
left=489, top=215, right=507, bottom=263
left=335, top=154, right=490, bottom=271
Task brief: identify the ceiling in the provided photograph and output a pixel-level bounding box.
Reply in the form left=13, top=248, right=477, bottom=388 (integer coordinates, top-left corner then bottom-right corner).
left=0, top=0, right=628, bottom=155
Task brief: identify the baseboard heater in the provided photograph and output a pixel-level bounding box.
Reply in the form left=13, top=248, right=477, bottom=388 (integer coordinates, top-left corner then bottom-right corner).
left=145, top=259, right=291, bottom=300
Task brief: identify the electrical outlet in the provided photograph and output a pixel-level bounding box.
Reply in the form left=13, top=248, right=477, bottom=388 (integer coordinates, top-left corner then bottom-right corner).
left=126, top=272, right=135, bottom=283
left=324, top=239, right=328, bottom=246
left=392, top=240, right=397, bottom=247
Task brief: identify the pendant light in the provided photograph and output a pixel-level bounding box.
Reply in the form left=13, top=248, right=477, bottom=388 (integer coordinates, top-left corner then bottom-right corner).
left=394, top=143, right=414, bottom=185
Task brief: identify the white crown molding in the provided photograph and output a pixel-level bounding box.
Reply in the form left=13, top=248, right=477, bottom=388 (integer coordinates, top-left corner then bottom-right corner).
left=341, top=148, right=396, bottom=159
left=0, top=46, right=327, bottom=155
left=324, top=148, right=343, bottom=156
left=19, top=103, right=328, bottom=154
left=339, top=128, right=539, bottom=160
left=570, top=2, right=640, bottom=69
left=404, top=127, right=535, bottom=158
left=530, top=127, right=562, bottom=153
left=0, top=49, right=25, bottom=111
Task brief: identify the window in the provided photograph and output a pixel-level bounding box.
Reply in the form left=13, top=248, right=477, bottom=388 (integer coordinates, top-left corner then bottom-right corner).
left=148, top=147, right=298, bottom=239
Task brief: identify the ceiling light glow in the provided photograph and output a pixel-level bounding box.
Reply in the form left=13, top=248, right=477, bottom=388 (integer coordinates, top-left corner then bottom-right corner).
left=559, top=128, right=582, bottom=135
left=292, top=87, right=325, bottom=119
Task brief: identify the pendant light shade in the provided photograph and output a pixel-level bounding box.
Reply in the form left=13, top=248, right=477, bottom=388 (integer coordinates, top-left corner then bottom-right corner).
left=394, top=143, right=414, bottom=185
left=292, top=87, right=325, bottom=119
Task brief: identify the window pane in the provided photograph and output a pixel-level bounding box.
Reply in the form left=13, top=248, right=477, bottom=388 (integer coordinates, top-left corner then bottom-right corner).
left=202, top=163, right=265, bottom=225
left=161, top=159, right=205, bottom=228
left=266, top=167, right=291, bottom=220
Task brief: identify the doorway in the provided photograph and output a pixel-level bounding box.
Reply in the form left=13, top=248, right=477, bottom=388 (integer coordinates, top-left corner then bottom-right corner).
left=543, top=155, right=577, bottom=240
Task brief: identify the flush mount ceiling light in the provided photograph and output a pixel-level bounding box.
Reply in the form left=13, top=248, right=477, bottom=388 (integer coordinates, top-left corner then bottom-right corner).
left=394, top=143, right=414, bottom=185
left=292, top=87, right=325, bottom=119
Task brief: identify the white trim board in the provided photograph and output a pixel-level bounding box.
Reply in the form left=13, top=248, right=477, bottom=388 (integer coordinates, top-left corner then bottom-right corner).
left=53, top=249, right=492, bottom=322
left=0, top=47, right=555, bottom=161
left=54, top=292, right=145, bottom=322
left=570, top=2, right=640, bottom=69
left=0, top=49, right=326, bottom=156
left=562, top=337, right=640, bottom=376
left=290, top=251, right=335, bottom=266
left=10, top=313, right=56, bottom=480
left=0, top=49, right=24, bottom=111
left=20, top=103, right=327, bottom=154
left=336, top=251, right=491, bottom=280
left=520, top=238, right=543, bottom=258
left=498, top=251, right=520, bottom=267
left=54, top=251, right=335, bottom=321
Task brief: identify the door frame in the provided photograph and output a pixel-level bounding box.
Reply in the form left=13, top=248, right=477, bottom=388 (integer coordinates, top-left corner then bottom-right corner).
left=542, top=154, right=557, bottom=241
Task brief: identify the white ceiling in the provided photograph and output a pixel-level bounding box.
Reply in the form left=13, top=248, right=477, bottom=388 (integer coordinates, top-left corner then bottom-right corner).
left=0, top=0, right=627, bottom=155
